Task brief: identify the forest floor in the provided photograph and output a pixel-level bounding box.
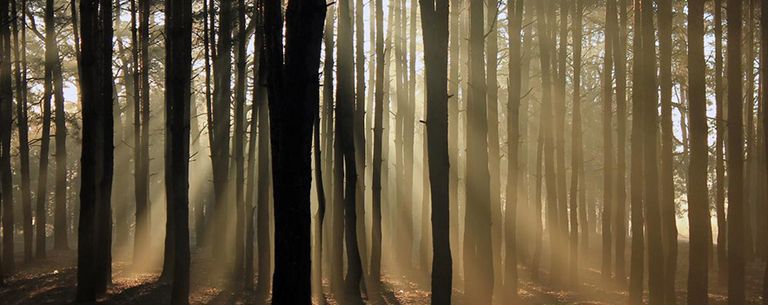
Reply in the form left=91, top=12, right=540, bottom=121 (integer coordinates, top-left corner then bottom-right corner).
left=0, top=242, right=766, bottom=304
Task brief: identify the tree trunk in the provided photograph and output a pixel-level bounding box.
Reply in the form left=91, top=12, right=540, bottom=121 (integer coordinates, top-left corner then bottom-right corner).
left=569, top=0, right=582, bottom=285
left=36, top=9, right=54, bottom=258
left=762, top=0, right=768, bottom=300
left=164, top=0, right=192, bottom=301
left=628, top=0, right=645, bottom=302
left=554, top=2, right=569, bottom=282
left=658, top=0, right=677, bottom=301
left=687, top=0, right=709, bottom=302
left=726, top=0, right=745, bottom=301
left=254, top=65, right=272, bottom=302
left=505, top=0, right=523, bottom=299
left=11, top=0, right=32, bottom=263
left=263, top=0, right=326, bottom=301
left=0, top=0, right=15, bottom=274
left=76, top=0, right=114, bottom=299
left=485, top=0, right=502, bottom=291
left=52, top=0, right=69, bottom=251
left=641, top=0, right=664, bottom=301
left=246, top=16, right=264, bottom=290
left=133, top=0, right=151, bottom=265
left=447, top=0, right=461, bottom=284
left=602, top=0, right=615, bottom=280
left=713, top=0, right=727, bottom=285
left=419, top=0, right=451, bottom=301
left=464, top=0, right=493, bottom=300
left=610, top=0, right=628, bottom=284
left=370, top=0, right=384, bottom=286
left=354, top=0, right=368, bottom=278
left=232, top=0, right=248, bottom=281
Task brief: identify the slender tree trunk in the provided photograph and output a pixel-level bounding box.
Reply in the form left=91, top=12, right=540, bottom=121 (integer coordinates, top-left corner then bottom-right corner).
left=36, top=13, right=54, bottom=259
left=0, top=0, right=15, bottom=274
left=419, top=0, right=451, bottom=301
left=505, top=0, right=523, bottom=299
left=11, top=0, right=32, bottom=262
left=370, top=0, right=384, bottom=286
left=133, top=0, right=151, bottom=265
left=164, top=0, right=192, bottom=301
left=628, top=0, right=645, bottom=302
left=246, top=14, right=264, bottom=289
left=532, top=115, right=544, bottom=281
left=687, top=0, right=709, bottom=302
left=602, top=0, right=615, bottom=279
left=658, top=0, right=677, bottom=301
left=354, top=0, right=368, bottom=278
left=485, top=0, right=502, bottom=290
left=263, top=0, right=326, bottom=300
left=641, top=0, right=664, bottom=301
left=448, top=0, right=461, bottom=284
left=232, top=0, right=248, bottom=280
left=52, top=0, right=69, bottom=251
left=76, top=0, right=114, bottom=299
left=464, top=0, right=493, bottom=299
left=197, top=0, right=213, bottom=249
left=762, top=0, right=768, bottom=300
left=554, top=2, right=568, bottom=282
left=254, top=67, right=272, bottom=302
left=610, top=0, right=628, bottom=284
left=569, top=0, right=582, bottom=285
left=713, top=0, right=727, bottom=285
left=726, top=0, right=745, bottom=301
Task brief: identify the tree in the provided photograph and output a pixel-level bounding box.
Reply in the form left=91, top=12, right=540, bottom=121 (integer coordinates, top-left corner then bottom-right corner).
left=762, top=0, right=768, bottom=300
left=246, top=12, right=264, bottom=289
left=485, top=0, right=502, bottom=287
left=53, top=0, right=70, bottom=252
left=0, top=0, right=14, bottom=274
left=76, top=0, right=114, bottom=300
left=686, top=0, right=709, bottom=302
left=370, top=0, right=384, bottom=287
left=133, top=0, right=151, bottom=264
left=419, top=0, right=451, bottom=301
left=602, top=0, right=614, bottom=279
left=164, top=0, right=192, bottom=301
left=641, top=0, right=664, bottom=301
left=628, top=0, right=645, bottom=302
left=11, top=0, right=33, bottom=263
left=464, top=0, right=493, bottom=299
left=263, top=0, right=326, bottom=301
left=505, top=0, right=523, bottom=299
left=610, top=0, right=628, bottom=283
left=254, top=53, right=272, bottom=301
left=569, top=0, right=582, bottom=284
left=35, top=3, right=54, bottom=258
left=658, top=0, right=677, bottom=301
left=232, top=0, right=248, bottom=280
left=726, top=0, right=745, bottom=301
left=713, top=0, right=727, bottom=284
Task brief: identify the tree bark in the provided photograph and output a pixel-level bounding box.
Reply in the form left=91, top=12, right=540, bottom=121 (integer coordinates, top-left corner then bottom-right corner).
left=76, top=0, right=114, bottom=299
left=0, top=0, right=15, bottom=275
left=713, top=0, right=727, bottom=285
left=232, top=0, right=248, bottom=281
left=505, top=0, right=523, bottom=299
left=52, top=0, right=69, bottom=251
left=628, top=0, right=645, bottom=302
left=370, top=0, right=384, bottom=286
left=610, top=0, right=628, bottom=284
left=569, top=0, right=582, bottom=285
left=419, top=0, right=451, bottom=301
left=602, top=0, right=615, bottom=280
left=263, top=0, right=326, bottom=301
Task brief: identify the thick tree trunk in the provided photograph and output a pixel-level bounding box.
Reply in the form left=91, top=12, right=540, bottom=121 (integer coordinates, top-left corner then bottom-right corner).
left=232, top=0, right=248, bottom=281
left=164, top=0, right=192, bottom=301
left=52, top=0, right=69, bottom=251
left=687, top=0, right=709, bottom=303
left=263, top=0, right=326, bottom=301
left=133, top=0, right=151, bottom=265
left=447, top=0, right=461, bottom=282
left=254, top=70, right=272, bottom=302
left=726, top=0, right=745, bottom=302
left=762, top=0, right=768, bottom=300
left=418, top=0, right=451, bottom=301
left=76, top=0, right=114, bottom=299
left=246, top=21, right=263, bottom=290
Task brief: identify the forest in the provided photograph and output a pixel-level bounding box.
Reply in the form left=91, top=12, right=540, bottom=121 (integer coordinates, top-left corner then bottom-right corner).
left=0, top=0, right=766, bottom=303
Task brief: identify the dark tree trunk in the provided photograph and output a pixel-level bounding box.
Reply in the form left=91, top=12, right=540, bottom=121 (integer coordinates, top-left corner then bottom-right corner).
left=447, top=0, right=461, bottom=281
left=569, top=0, right=582, bottom=285
left=254, top=65, right=272, bottom=301
left=640, top=0, right=663, bottom=301
left=687, top=0, right=709, bottom=303
left=198, top=0, right=213, bottom=249
left=212, top=0, right=233, bottom=261
left=658, top=0, right=677, bottom=301
left=370, top=0, right=384, bottom=286
left=52, top=0, right=69, bottom=251
left=419, top=0, right=451, bottom=302
left=76, top=0, right=114, bottom=300
left=36, top=8, right=54, bottom=258
left=337, top=0, right=364, bottom=299
left=714, top=0, right=727, bottom=285
left=485, top=0, right=502, bottom=290
left=464, top=0, right=493, bottom=300
left=726, top=0, right=745, bottom=302
left=354, top=0, right=369, bottom=279
left=628, top=0, right=645, bottom=302
left=554, top=1, right=568, bottom=283
left=505, top=0, right=523, bottom=299
left=246, top=6, right=264, bottom=291
left=0, top=0, right=14, bottom=275
left=133, top=0, right=151, bottom=265
left=762, top=0, right=768, bottom=300
left=164, top=0, right=192, bottom=301
left=610, top=0, right=628, bottom=284
left=263, top=0, right=326, bottom=301
left=11, top=0, right=33, bottom=263
left=232, top=0, right=248, bottom=281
